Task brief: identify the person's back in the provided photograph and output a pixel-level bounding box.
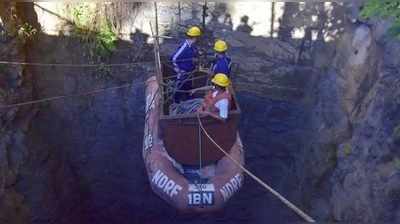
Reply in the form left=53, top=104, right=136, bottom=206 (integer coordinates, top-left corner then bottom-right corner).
left=212, top=54, right=231, bottom=76
left=171, top=39, right=198, bottom=74
left=211, top=40, right=231, bottom=76
left=171, top=26, right=202, bottom=103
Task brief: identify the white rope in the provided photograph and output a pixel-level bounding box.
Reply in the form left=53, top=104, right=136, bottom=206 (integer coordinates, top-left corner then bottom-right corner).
left=0, top=83, right=134, bottom=109
left=196, top=114, right=316, bottom=223
left=0, top=61, right=152, bottom=67
left=0, top=58, right=197, bottom=68
left=0, top=71, right=207, bottom=109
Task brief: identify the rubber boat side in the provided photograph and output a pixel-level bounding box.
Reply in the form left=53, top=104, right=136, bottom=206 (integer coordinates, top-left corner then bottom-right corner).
left=143, top=76, right=245, bottom=212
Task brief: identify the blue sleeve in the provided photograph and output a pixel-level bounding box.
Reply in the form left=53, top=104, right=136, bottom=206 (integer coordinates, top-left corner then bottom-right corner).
left=171, top=42, right=197, bottom=72
left=192, top=45, right=199, bottom=57
left=213, top=59, right=231, bottom=75
left=172, top=42, right=188, bottom=69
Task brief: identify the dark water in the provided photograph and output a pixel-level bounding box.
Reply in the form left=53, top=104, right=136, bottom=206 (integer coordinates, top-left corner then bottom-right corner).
left=21, top=84, right=308, bottom=223
left=16, top=24, right=310, bottom=223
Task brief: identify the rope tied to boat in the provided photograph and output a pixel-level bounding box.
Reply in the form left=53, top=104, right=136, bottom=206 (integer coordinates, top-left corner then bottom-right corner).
left=196, top=114, right=316, bottom=223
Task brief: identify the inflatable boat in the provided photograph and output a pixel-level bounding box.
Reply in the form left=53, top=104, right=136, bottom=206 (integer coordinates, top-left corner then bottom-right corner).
left=142, top=66, right=245, bottom=212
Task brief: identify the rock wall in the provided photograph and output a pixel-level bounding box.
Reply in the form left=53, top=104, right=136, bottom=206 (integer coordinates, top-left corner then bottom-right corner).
left=0, top=2, right=35, bottom=223
left=1, top=1, right=399, bottom=223
left=304, top=3, right=400, bottom=223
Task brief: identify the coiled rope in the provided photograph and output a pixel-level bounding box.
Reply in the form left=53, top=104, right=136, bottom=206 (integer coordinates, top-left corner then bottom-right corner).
left=196, top=114, right=316, bottom=223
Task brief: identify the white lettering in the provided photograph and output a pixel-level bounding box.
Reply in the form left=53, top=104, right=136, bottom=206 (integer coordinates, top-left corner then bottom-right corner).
left=187, top=184, right=215, bottom=206
left=193, top=193, right=201, bottom=204
left=152, top=170, right=163, bottom=184
left=152, top=170, right=182, bottom=198
left=164, top=180, right=175, bottom=195
left=235, top=174, right=242, bottom=186
left=188, top=194, right=193, bottom=205
left=220, top=187, right=229, bottom=201
left=226, top=183, right=234, bottom=195
left=219, top=174, right=243, bottom=202
left=171, top=185, right=183, bottom=197
left=230, top=178, right=239, bottom=189
left=158, top=175, right=168, bottom=188
left=189, top=184, right=215, bottom=192
left=144, top=133, right=153, bottom=151
left=203, top=193, right=213, bottom=204
left=188, top=192, right=214, bottom=205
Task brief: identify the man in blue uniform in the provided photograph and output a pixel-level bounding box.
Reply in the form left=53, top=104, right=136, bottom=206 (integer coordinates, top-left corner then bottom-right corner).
left=211, top=40, right=232, bottom=76
left=171, top=26, right=202, bottom=103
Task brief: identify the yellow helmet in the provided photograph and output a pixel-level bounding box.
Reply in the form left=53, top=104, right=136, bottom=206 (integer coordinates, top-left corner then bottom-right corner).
left=186, top=26, right=202, bottom=37
left=211, top=73, right=230, bottom=87
left=214, top=40, right=228, bottom=52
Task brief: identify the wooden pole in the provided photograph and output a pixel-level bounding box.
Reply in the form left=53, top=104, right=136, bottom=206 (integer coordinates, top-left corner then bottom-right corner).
left=270, top=1, right=275, bottom=37
left=178, top=2, right=182, bottom=24
left=151, top=2, right=164, bottom=113
left=202, top=0, right=208, bottom=30
left=153, top=2, right=162, bottom=84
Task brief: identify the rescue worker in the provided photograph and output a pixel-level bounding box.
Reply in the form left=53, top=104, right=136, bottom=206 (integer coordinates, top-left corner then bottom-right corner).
left=171, top=26, right=202, bottom=103
left=197, top=73, right=232, bottom=121
left=211, top=40, right=232, bottom=76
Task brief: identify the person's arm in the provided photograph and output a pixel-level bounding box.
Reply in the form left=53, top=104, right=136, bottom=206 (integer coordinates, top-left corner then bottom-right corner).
left=172, top=42, right=188, bottom=71
left=190, top=86, right=213, bottom=95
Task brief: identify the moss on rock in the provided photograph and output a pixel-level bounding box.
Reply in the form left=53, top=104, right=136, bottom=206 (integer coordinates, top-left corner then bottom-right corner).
left=343, top=143, right=352, bottom=157
left=393, top=124, right=400, bottom=142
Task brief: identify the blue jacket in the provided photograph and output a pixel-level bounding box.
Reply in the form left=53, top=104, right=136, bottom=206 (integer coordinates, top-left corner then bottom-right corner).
left=212, top=54, right=232, bottom=76
left=171, top=40, right=198, bottom=73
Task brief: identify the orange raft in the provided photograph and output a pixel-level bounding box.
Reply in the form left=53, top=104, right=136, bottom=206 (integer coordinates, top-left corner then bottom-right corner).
left=143, top=75, right=245, bottom=212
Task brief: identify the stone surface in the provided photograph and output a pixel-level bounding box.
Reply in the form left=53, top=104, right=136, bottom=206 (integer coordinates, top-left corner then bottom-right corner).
left=0, top=3, right=37, bottom=224
left=304, top=19, right=400, bottom=224
left=1, top=2, right=400, bottom=224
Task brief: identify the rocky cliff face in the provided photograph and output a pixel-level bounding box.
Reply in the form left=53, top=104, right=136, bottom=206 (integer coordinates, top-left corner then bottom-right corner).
left=0, top=2, right=35, bottom=223
left=305, top=9, right=400, bottom=223
left=0, top=2, right=399, bottom=224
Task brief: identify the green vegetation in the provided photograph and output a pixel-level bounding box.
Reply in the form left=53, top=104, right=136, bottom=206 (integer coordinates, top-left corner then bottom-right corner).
left=394, top=157, right=400, bottom=170
left=361, top=0, right=400, bottom=38
left=393, top=124, right=400, bottom=141
left=342, top=143, right=352, bottom=157
left=94, top=63, right=113, bottom=80
left=71, top=3, right=118, bottom=59
left=17, top=23, right=37, bottom=43
left=0, top=64, right=7, bottom=73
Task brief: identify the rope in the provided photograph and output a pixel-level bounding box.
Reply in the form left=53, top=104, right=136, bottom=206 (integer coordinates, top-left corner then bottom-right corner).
left=199, top=124, right=202, bottom=172
left=0, top=83, right=135, bottom=109
left=145, top=87, right=160, bottom=125
left=160, top=72, right=208, bottom=104
left=196, top=114, right=316, bottom=223
left=0, top=61, right=150, bottom=68
left=197, top=119, right=204, bottom=208
left=0, top=57, right=197, bottom=68
left=0, top=69, right=206, bottom=109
